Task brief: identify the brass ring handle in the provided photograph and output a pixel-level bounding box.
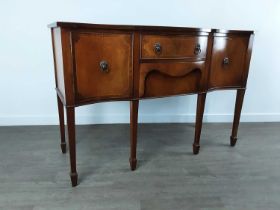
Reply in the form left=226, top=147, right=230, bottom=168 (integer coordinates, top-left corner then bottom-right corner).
left=99, top=60, right=109, bottom=73
left=194, top=44, right=201, bottom=55
left=223, top=57, right=230, bottom=65
left=154, top=43, right=162, bottom=54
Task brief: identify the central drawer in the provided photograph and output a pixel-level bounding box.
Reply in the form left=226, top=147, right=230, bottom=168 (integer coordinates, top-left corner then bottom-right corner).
left=141, top=34, right=208, bottom=59
left=139, top=62, right=206, bottom=97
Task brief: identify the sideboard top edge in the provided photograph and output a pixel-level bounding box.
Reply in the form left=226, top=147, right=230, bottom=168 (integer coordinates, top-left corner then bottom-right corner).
left=47, top=22, right=211, bottom=33
left=212, top=29, right=254, bottom=34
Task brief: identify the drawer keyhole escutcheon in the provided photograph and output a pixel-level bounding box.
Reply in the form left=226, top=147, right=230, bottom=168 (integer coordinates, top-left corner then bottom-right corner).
left=223, top=57, right=230, bottom=66
left=194, top=44, right=201, bottom=55
left=99, top=60, right=109, bottom=73
left=154, top=43, right=162, bottom=54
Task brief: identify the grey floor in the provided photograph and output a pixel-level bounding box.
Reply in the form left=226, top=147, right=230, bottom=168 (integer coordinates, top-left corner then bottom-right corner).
left=0, top=123, right=279, bottom=210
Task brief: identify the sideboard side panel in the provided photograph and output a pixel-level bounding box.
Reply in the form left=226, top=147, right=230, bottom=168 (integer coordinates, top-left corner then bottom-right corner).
left=60, top=28, right=75, bottom=106
left=52, top=28, right=66, bottom=102
left=242, top=34, right=254, bottom=87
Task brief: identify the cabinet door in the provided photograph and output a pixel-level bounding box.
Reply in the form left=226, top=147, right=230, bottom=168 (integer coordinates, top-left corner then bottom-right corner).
left=209, top=35, right=249, bottom=89
left=73, top=32, right=133, bottom=102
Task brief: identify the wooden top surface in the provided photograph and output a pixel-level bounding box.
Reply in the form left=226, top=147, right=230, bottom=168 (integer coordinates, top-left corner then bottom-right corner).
left=48, top=22, right=254, bottom=34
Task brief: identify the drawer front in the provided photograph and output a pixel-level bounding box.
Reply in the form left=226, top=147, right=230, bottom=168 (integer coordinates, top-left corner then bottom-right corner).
left=209, top=35, right=249, bottom=88
left=141, top=35, right=208, bottom=59
left=73, top=32, right=133, bottom=101
left=139, top=62, right=205, bottom=97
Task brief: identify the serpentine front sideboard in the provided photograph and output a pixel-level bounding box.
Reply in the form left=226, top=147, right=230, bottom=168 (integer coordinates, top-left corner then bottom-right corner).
left=48, top=22, right=254, bottom=186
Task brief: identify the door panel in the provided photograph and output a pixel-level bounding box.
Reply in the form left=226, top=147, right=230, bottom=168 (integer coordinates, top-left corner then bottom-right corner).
left=209, top=35, right=249, bottom=88
left=73, top=32, right=133, bottom=102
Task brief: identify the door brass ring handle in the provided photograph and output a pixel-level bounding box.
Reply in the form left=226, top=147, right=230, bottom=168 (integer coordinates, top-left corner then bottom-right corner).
left=223, top=57, right=230, bottom=65
left=194, top=44, right=201, bottom=55
left=99, top=60, right=109, bottom=73
left=154, top=43, right=162, bottom=54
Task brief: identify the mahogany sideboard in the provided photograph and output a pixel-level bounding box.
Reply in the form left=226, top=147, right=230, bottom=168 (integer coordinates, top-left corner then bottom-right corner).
left=48, top=22, right=254, bottom=187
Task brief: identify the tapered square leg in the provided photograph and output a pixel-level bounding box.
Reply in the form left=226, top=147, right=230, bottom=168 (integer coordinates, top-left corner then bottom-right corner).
left=66, top=107, right=78, bottom=187
left=230, top=89, right=245, bottom=146
left=70, top=172, right=78, bottom=187
left=130, top=100, right=139, bottom=171
left=57, top=95, right=66, bottom=153
left=193, top=93, right=206, bottom=155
